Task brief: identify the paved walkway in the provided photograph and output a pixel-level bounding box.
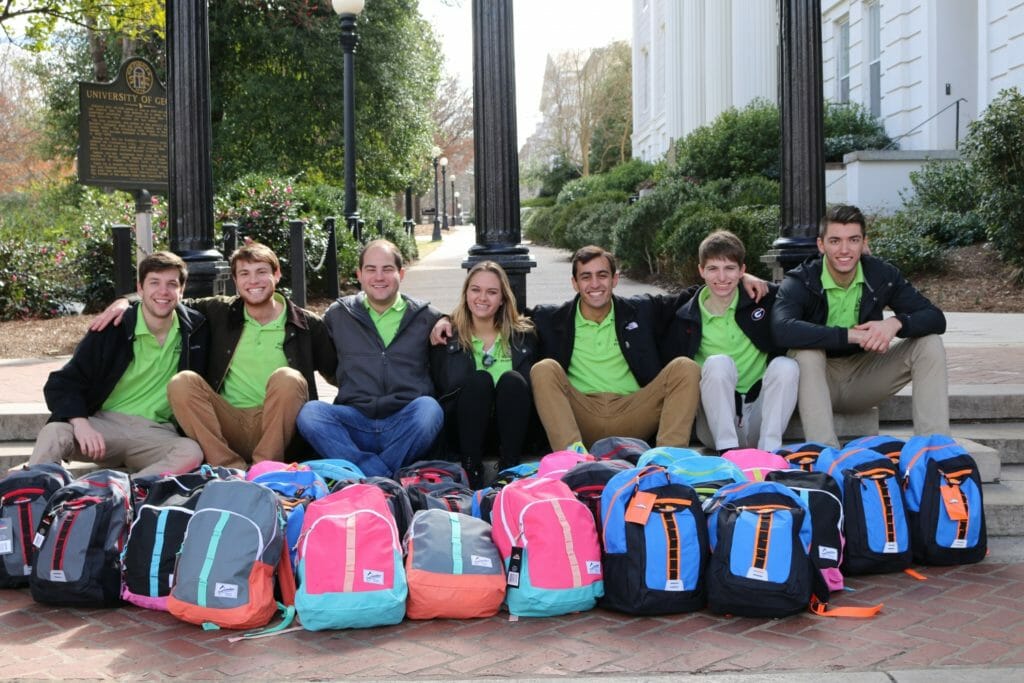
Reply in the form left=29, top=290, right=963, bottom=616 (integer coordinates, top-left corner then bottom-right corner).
left=2, top=225, right=1024, bottom=680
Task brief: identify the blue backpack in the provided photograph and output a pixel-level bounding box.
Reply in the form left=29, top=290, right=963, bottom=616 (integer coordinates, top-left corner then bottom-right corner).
left=665, top=455, right=747, bottom=506
left=705, top=481, right=822, bottom=617
left=899, top=435, right=986, bottom=566
left=635, top=446, right=703, bottom=469
left=600, top=466, right=707, bottom=615
left=251, top=469, right=329, bottom=570
left=304, top=459, right=365, bottom=490
left=844, top=435, right=905, bottom=466
left=775, top=442, right=830, bottom=471
left=815, top=445, right=912, bottom=575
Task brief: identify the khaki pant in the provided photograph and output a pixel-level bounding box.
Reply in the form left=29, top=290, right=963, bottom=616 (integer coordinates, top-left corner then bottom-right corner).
left=789, top=334, right=949, bottom=447
left=30, top=411, right=203, bottom=476
left=531, top=357, right=700, bottom=451
left=167, top=368, right=308, bottom=470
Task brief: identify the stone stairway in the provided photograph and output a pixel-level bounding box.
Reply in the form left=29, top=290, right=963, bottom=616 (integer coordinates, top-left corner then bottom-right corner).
left=3, top=386, right=1024, bottom=535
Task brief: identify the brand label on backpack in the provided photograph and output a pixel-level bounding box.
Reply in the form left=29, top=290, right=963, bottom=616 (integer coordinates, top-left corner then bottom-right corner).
left=0, top=520, right=12, bottom=555
left=951, top=539, right=968, bottom=549
left=506, top=547, right=523, bottom=588
left=745, top=567, right=768, bottom=581
left=363, top=569, right=384, bottom=585
left=49, top=569, right=66, bottom=582
left=819, top=546, right=839, bottom=562
left=214, top=582, right=238, bottom=599
left=470, top=554, right=493, bottom=569
left=664, top=579, right=684, bottom=592
left=883, top=541, right=899, bottom=554
left=586, top=560, right=601, bottom=575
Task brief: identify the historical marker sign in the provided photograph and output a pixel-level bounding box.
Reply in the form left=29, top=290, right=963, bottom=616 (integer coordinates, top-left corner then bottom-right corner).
left=78, top=58, right=168, bottom=193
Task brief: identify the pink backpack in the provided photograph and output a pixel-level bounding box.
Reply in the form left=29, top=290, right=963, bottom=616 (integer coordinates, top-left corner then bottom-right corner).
left=537, top=450, right=595, bottom=479
left=491, top=477, right=604, bottom=617
left=722, top=448, right=789, bottom=481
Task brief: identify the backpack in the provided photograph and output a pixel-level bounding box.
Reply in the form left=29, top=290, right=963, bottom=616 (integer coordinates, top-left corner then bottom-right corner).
left=469, top=463, right=539, bottom=525
left=899, top=434, right=986, bottom=566
left=635, top=447, right=703, bottom=470
left=0, top=463, right=72, bottom=588
left=560, top=459, right=633, bottom=536
left=404, top=509, right=506, bottom=620
left=765, top=469, right=846, bottom=592
left=294, top=484, right=407, bottom=630
left=396, top=460, right=470, bottom=488
left=304, top=459, right=366, bottom=489
left=331, top=476, right=415, bottom=539
left=167, top=479, right=296, bottom=630
left=705, top=481, right=823, bottom=617
left=491, top=476, right=604, bottom=617
left=406, top=480, right=475, bottom=515
left=600, top=466, right=708, bottom=615
left=723, top=448, right=789, bottom=481
left=775, top=442, right=830, bottom=471
left=537, top=450, right=594, bottom=479
left=845, top=435, right=905, bottom=466
left=251, top=468, right=330, bottom=570
left=664, top=455, right=747, bottom=506
left=588, top=437, right=650, bottom=464
left=30, top=469, right=134, bottom=607
left=121, top=469, right=230, bottom=610
left=815, top=446, right=912, bottom=575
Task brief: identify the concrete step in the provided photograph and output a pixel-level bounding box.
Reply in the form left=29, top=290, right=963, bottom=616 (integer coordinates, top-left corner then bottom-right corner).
left=883, top=421, right=1024, bottom=465
left=880, top=384, right=1024, bottom=422
left=0, top=403, right=47, bottom=441
left=784, top=409, right=879, bottom=442
left=985, top=464, right=1024, bottom=536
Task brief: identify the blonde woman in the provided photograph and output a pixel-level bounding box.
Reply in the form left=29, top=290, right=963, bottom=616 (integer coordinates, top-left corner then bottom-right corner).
left=432, top=262, right=538, bottom=487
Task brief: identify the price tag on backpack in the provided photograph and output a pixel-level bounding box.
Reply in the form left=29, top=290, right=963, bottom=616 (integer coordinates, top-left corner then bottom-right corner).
left=0, top=519, right=13, bottom=555
left=940, top=483, right=969, bottom=521
left=624, top=491, right=657, bottom=525
left=506, top=546, right=523, bottom=588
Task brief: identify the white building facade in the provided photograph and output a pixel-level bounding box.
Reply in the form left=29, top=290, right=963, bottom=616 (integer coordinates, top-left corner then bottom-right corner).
left=633, top=0, right=1024, bottom=162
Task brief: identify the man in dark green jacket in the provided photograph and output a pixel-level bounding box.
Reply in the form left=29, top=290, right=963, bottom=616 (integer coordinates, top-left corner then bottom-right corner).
left=92, top=243, right=336, bottom=469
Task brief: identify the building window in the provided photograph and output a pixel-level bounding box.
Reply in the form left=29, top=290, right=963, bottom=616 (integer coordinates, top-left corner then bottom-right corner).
left=836, top=18, right=850, bottom=103
left=867, top=1, right=881, bottom=117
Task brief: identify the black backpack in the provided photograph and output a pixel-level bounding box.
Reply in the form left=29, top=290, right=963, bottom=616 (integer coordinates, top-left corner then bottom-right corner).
left=560, top=459, right=633, bottom=535
left=30, top=469, right=134, bottom=607
left=332, top=476, right=415, bottom=539
left=406, top=480, right=475, bottom=515
left=0, top=463, right=73, bottom=588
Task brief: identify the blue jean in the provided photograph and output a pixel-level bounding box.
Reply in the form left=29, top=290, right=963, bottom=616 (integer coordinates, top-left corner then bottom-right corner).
left=296, top=397, right=444, bottom=478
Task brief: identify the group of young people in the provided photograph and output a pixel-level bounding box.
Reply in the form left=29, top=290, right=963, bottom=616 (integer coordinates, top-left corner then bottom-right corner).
left=27, top=204, right=949, bottom=487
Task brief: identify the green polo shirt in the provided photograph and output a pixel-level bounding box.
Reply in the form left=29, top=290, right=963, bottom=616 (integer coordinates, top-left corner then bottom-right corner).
left=694, top=288, right=766, bottom=394
left=101, top=310, right=181, bottom=423
left=472, top=335, right=512, bottom=385
left=823, top=262, right=865, bottom=329
left=363, top=293, right=406, bottom=347
left=222, top=294, right=289, bottom=409
left=567, top=304, right=640, bottom=395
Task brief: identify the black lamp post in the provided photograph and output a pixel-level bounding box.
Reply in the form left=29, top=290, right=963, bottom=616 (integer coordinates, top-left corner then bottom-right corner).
left=431, top=145, right=442, bottom=241
left=334, top=0, right=365, bottom=242
left=440, top=156, right=449, bottom=232
left=450, top=174, right=457, bottom=226
left=453, top=191, right=460, bottom=225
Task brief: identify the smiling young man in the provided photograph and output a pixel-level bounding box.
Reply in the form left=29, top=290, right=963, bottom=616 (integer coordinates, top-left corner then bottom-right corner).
left=295, top=239, right=444, bottom=478
left=771, top=204, right=949, bottom=447
left=29, top=252, right=207, bottom=475
left=663, top=231, right=798, bottom=453
left=91, top=243, right=336, bottom=469
left=530, top=245, right=724, bottom=451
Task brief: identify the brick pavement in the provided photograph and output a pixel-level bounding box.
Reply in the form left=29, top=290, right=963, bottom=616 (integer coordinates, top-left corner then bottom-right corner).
left=1, top=560, right=1022, bottom=679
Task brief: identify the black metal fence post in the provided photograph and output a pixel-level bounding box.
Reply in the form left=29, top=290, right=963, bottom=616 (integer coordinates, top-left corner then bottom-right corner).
left=325, top=217, right=340, bottom=300
left=111, top=225, right=134, bottom=296
left=289, top=220, right=306, bottom=307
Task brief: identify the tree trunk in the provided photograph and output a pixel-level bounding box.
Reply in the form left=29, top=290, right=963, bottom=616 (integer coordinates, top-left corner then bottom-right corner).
left=86, top=16, right=107, bottom=82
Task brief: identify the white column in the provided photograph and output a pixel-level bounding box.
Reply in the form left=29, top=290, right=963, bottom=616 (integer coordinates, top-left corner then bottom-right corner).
left=731, top=0, right=778, bottom=108
left=681, top=0, right=706, bottom=135
left=704, top=0, right=732, bottom=121
left=665, top=0, right=686, bottom=143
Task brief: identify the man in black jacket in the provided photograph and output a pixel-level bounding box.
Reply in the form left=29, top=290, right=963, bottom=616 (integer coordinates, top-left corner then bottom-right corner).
left=771, top=204, right=949, bottom=447
left=29, top=252, right=207, bottom=475
left=529, top=245, right=702, bottom=451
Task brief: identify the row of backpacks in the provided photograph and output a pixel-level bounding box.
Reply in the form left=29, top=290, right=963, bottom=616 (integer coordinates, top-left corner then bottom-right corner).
left=0, top=432, right=985, bottom=631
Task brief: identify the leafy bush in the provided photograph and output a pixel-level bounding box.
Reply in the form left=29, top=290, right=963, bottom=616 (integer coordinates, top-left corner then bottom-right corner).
left=0, top=239, right=73, bottom=320
left=723, top=175, right=780, bottom=209
left=556, top=175, right=607, bottom=205
left=521, top=196, right=556, bottom=208
left=600, top=159, right=656, bottom=194
left=961, top=87, right=1024, bottom=275
left=536, top=156, right=582, bottom=198
left=561, top=200, right=629, bottom=252
left=869, top=213, right=947, bottom=276
left=522, top=205, right=562, bottom=244
left=675, top=99, right=781, bottom=181
left=658, top=204, right=778, bottom=283
left=823, top=101, right=895, bottom=161
left=611, top=176, right=702, bottom=275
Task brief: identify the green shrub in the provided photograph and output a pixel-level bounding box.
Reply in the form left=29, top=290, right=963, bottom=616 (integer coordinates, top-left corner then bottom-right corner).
left=675, top=99, right=781, bottom=181
left=556, top=175, right=606, bottom=205
left=905, top=159, right=981, bottom=216
left=869, top=213, right=947, bottom=276
left=824, top=101, right=895, bottom=161
left=611, top=177, right=702, bottom=275
left=961, top=87, right=1024, bottom=275
left=562, top=200, right=629, bottom=252
left=521, top=196, right=556, bottom=208
left=0, top=239, right=72, bottom=320
left=600, top=159, right=656, bottom=194
left=523, top=205, right=562, bottom=244
left=725, top=175, right=781, bottom=208
left=658, top=204, right=778, bottom=283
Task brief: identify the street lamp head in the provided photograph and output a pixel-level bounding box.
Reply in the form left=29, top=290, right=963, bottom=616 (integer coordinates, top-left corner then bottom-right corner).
left=450, top=174, right=456, bottom=182
left=431, top=145, right=441, bottom=159
left=332, top=0, right=365, bottom=15
left=454, top=191, right=460, bottom=198
left=440, top=156, right=448, bottom=167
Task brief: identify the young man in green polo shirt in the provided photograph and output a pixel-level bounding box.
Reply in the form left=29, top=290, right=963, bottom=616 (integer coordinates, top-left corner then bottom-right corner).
left=91, top=243, right=336, bottom=470
left=29, top=252, right=206, bottom=475
left=663, top=231, right=798, bottom=453
left=529, top=245, right=767, bottom=451
left=296, top=240, right=444, bottom=478
left=772, top=204, right=949, bottom=447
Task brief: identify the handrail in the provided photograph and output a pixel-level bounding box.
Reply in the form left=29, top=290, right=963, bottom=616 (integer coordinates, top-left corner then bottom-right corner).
left=885, top=98, right=967, bottom=149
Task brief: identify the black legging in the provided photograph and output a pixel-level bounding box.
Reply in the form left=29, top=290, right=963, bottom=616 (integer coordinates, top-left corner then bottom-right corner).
left=455, top=370, right=531, bottom=469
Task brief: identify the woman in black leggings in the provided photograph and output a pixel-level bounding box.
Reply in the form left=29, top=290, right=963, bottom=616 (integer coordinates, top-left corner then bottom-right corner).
left=433, top=261, right=537, bottom=487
